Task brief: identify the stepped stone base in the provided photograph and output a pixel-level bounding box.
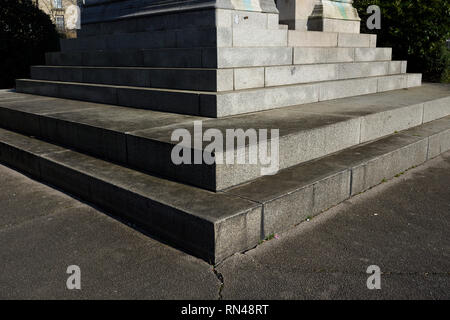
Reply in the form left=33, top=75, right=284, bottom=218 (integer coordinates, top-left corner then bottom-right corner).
left=1, top=85, right=449, bottom=263
left=16, top=3, right=421, bottom=117
left=5, top=0, right=442, bottom=263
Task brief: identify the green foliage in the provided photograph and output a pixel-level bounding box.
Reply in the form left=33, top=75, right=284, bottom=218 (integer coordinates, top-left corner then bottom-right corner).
left=355, top=0, right=450, bottom=83
left=0, top=0, right=60, bottom=88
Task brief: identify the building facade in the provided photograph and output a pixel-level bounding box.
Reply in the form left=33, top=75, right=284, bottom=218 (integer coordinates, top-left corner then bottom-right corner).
left=32, top=0, right=82, bottom=37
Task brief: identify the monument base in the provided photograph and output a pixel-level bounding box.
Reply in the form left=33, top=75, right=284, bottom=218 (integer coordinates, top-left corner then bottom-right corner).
left=10, top=0, right=429, bottom=265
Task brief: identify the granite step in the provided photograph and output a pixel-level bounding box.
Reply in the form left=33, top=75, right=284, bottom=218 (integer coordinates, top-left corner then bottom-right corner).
left=30, top=61, right=406, bottom=92
left=15, top=74, right=422, bottom=117
left=45, top=47, right=392, bottom=69
left=78, top=9, right=281, bottom=37
left=60, top=27, right=288, bottom=52
left=61, top=28, right=225, bottom=52
left=288, top=31, right=377, bottom=47
left=30, top=66, right=234, bottom=92
left=0, top=111, right=449, bottom=263
left=3, top=84, right=449, bottom=191
left=45, top=47, right=293, bottom=68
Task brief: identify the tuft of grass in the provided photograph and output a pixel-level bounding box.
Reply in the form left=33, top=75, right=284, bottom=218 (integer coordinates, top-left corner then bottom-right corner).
left=265, top=233, right=275, bottom=241
left=395, top=171, right=405, bottom=178
left=259, top=233, right=276, bottom=245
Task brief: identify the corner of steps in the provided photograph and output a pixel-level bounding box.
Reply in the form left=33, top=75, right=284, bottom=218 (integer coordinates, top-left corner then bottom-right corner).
left=0, top=86, right=449, bottom=263
left=0, top=114, right=449, bottom=264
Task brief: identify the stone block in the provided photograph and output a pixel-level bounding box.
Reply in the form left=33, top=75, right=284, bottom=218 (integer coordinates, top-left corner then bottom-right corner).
left=423, top=96, right=450, bottom=123
left=234, top=67, right=265, bottom=90
left=319, top=77, right=378, bottom=101
left=232, top=28, right=288, bottom=47
left=354, top=47, right=392, bottom=62
left=265, top=64, right=338, bottom=86
left=288, top=30, right=338, bottom=47
left=294, top=47, right=354, bottom=64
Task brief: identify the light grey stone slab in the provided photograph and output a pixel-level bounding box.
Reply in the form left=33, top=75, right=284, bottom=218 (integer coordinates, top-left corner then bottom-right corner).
left=428, top=129, right=450, bottom=159
left=407, top=73, right=422, bottom=88
left=213, top=117, right=360, bottom=190
left=129, top=107, right=360, bottom=190
left=360, top=104, right=424, bottom=143
left=225, top=160, right=351, bottom=238
left=213, top=83, right=319, bottom=117
left=217, top=9, right=269, bottom=29
left=401, top=61, right=408, bottom=73
left=423, top=96, right=450, bottom=123
left=354, top=47, right=391, bottom=62
left=319, top=77, right=378, bottom=101
left=267, top=13, right=280, bottom=29
left=232, top=28, right=288, bottom=47
left=234, top=67, right=265, bottom=90
left=293, top=47, right=354, bottom=64
left=288, top=30, right=338, bottom=47
left=338, top=33, right=376, bottom=48
left=351, top=138, right=428, bottom=195
left=377, top=74, right=407, bottom=92
left=225, top=117, right=450, bottom=238
left=401, top=116, right=450, bottom=159
left=217, top=69, right=235, bottom=91
left=215, top=47, right=293, bottom=68
left=265, top=64, right=337, bottom=86
left=388, top=61, right=403, bottom=74
left=337, top=61, right=389, bottom=79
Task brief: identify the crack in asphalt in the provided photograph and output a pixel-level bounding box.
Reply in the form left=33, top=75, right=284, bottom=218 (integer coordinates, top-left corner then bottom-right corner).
left=212, top=266, right=224, bottom=300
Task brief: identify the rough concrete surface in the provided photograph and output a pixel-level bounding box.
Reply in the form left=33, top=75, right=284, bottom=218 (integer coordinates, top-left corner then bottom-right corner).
left=1, top=151, right=449, bottom=299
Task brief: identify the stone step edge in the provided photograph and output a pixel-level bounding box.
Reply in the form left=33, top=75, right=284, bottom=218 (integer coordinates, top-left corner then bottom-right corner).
left=2, top=86, right=448, bottom=192
left=0, top=127, right=262, bottom=264
left=34, top=59, right=401, bottom=71
left=15, top=74, right=422, bottom=118
left=17, top=72, right=418, bottom=97
left=224, top=115, right=450, bottom=239
left=45, top=47, right=393, bottom=69
left=30, top=61, right=407, bottom=92
left=66, top=28, right=375, bottom=42
left=0, top=116, right=449, bottom=263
